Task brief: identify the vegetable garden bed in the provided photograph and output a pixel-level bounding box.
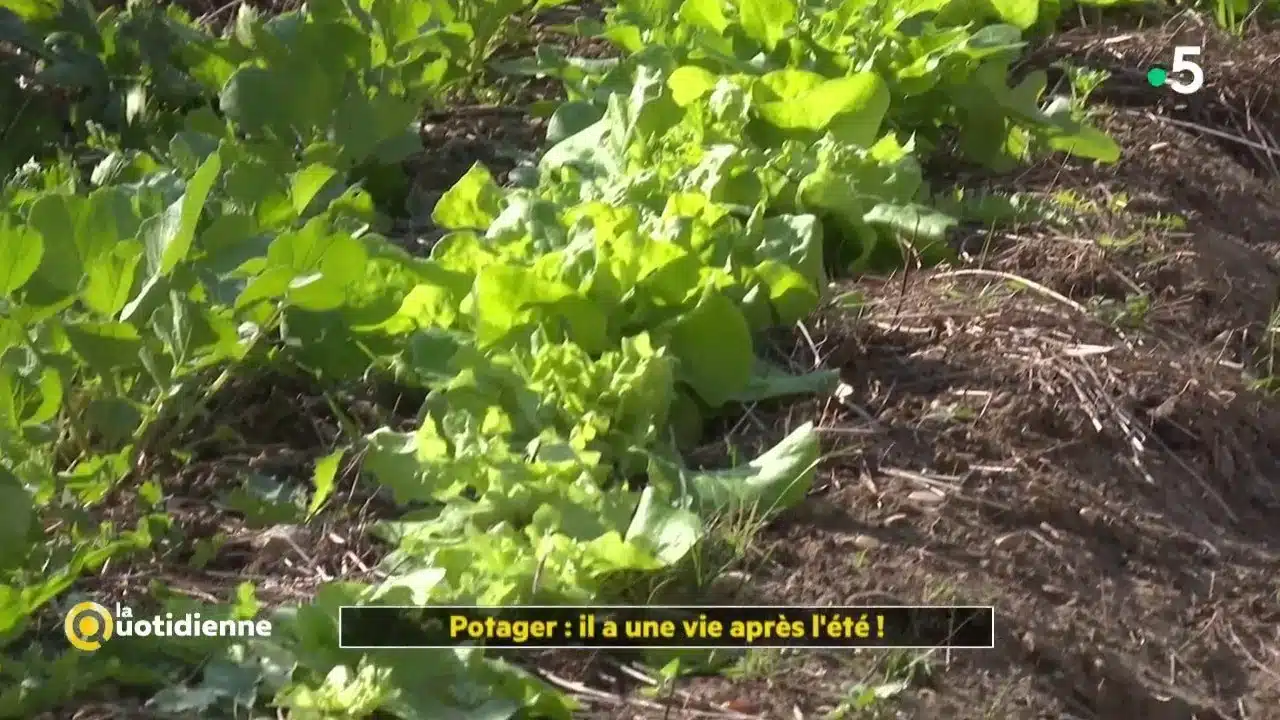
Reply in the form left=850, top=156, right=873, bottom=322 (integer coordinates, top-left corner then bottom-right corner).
left=3, top=0, right=1280, bottom=717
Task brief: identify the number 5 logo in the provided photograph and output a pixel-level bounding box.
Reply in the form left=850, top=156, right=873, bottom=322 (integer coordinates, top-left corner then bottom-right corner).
left=1170, top=46, right=1204, bottom=94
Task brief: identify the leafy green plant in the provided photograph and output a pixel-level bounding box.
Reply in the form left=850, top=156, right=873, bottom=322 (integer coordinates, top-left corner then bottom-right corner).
left=0, top=0, right=196, bottom=176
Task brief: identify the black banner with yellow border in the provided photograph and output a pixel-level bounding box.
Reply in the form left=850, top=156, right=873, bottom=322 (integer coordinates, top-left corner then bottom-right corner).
left=337, top=605, right=994, bottom=649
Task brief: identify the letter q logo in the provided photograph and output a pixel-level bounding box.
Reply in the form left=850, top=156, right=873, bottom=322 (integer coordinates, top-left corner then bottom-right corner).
left=64, top=602, right=114, bottom=651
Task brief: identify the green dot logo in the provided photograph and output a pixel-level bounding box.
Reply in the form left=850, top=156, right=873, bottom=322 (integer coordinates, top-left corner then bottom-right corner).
left=65, top=601, right=114, bottom=651
left=1146, top=67, right=1168, bottom=87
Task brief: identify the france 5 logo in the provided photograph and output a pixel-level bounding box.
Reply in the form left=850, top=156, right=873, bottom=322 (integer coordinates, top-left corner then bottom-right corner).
left=1147, top=46, right=1205, bottom=95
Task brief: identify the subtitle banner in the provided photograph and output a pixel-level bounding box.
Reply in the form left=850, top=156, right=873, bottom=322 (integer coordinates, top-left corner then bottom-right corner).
left=338, top=605, right=994, bottom=649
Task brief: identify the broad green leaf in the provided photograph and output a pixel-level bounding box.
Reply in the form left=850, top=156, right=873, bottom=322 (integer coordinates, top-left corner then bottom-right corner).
left=236, top=266, right=293, bottom=309
left=26, top=194, right=83, bottom=294
left=583, top=532, right=664, bottom=572
left=275, top=662, right=395, bottom=717
left=737, top=0, right=796, bottom=50
left=733, top=363, right=838, bottom=403
left=369, top=568, right=447, bottom=605
left=82, top=240, right=145, bottom=317
left=966, top=23, right=1025, bottom=49
left=540, top=115, right=620, bottom=178
left=377, top=282, right=459, bottom=333
left=85, top=397, right=145, bottom=447
left=0, top=369, right=17, bottom=430
left=23, top=367, right=63, bottom=425
left=333, top=92, right=420, bottom=163
left=0, top=583, right=26, bottom=639
left=757, top=71, right=889, bottom=145
left=360, top=429, right=423, bottom=500
left=667, top=66, right=719, bottom=106
left=0, top=223, right=42, bottom=295
left=308, top=448, right=343, bottom=518
left=664, top=291, right=753, bottom=407
left=431, top=232, right=497, bottom=274
left=0, top=352, right=52, bottom=430
left=224, top=158, right=288, bottom=216
left=79, top=187, right=141, bottom=262
left=361, top=428, right=452, bottom=505
left=291, top=163, right=339, bottom=216
left=472, top=265, right=609, bottom=353
left=888, top=0, right=954, bottom=21
left=121, top=274, right=169, bottom=323
left=626, top=487, right=703, bottom=565
left=546, top=100, right=604, bottom=144
left=603, top=23, right=644, bottom=53
left=751, top=260, right=819, bottom=324
left=219, top=66, right=290, bottom=137
left=0, top=467, right=34, bottom=571
left=863, top=203, right=958, bottom=262
left=987, top=0, right=1038, bottom=29
left=432, top=163, right=504, bottom=230
left=404, top=328, right=469, bottom=381
left=1048, top=124, right=1122, bottom=163
left=757, top=68, right=822, bottom=98
left=221, top=474, right=307, bottom=528
left=143, top=153, right=222, bottom=276
left=62, top=321, right=145, bottom=374
left=682, top=421, right=819, bottom=516
left=265, top=219, right=370, bottom=311
left=678, top=0, right=728, bottom=32
left=758, top=214, right=825, bottom=286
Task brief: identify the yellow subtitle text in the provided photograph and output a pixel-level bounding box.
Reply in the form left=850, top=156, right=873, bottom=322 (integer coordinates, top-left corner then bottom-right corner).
left=449, top=615, right=559, bottom=643
left=444, top=610, right=887, bottom=645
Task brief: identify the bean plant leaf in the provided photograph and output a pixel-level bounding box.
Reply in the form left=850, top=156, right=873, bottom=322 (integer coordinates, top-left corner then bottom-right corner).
left=143, top=153, right=223, bottom=276
left=308, top=448, right=344, bottom=518
left=0, top=467, right=34, bottom=572
left=0, top=223, right=43, bottom=295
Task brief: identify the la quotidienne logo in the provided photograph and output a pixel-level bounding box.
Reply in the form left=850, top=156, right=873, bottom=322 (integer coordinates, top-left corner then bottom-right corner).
left=64, top=601, right=273, bottom=651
